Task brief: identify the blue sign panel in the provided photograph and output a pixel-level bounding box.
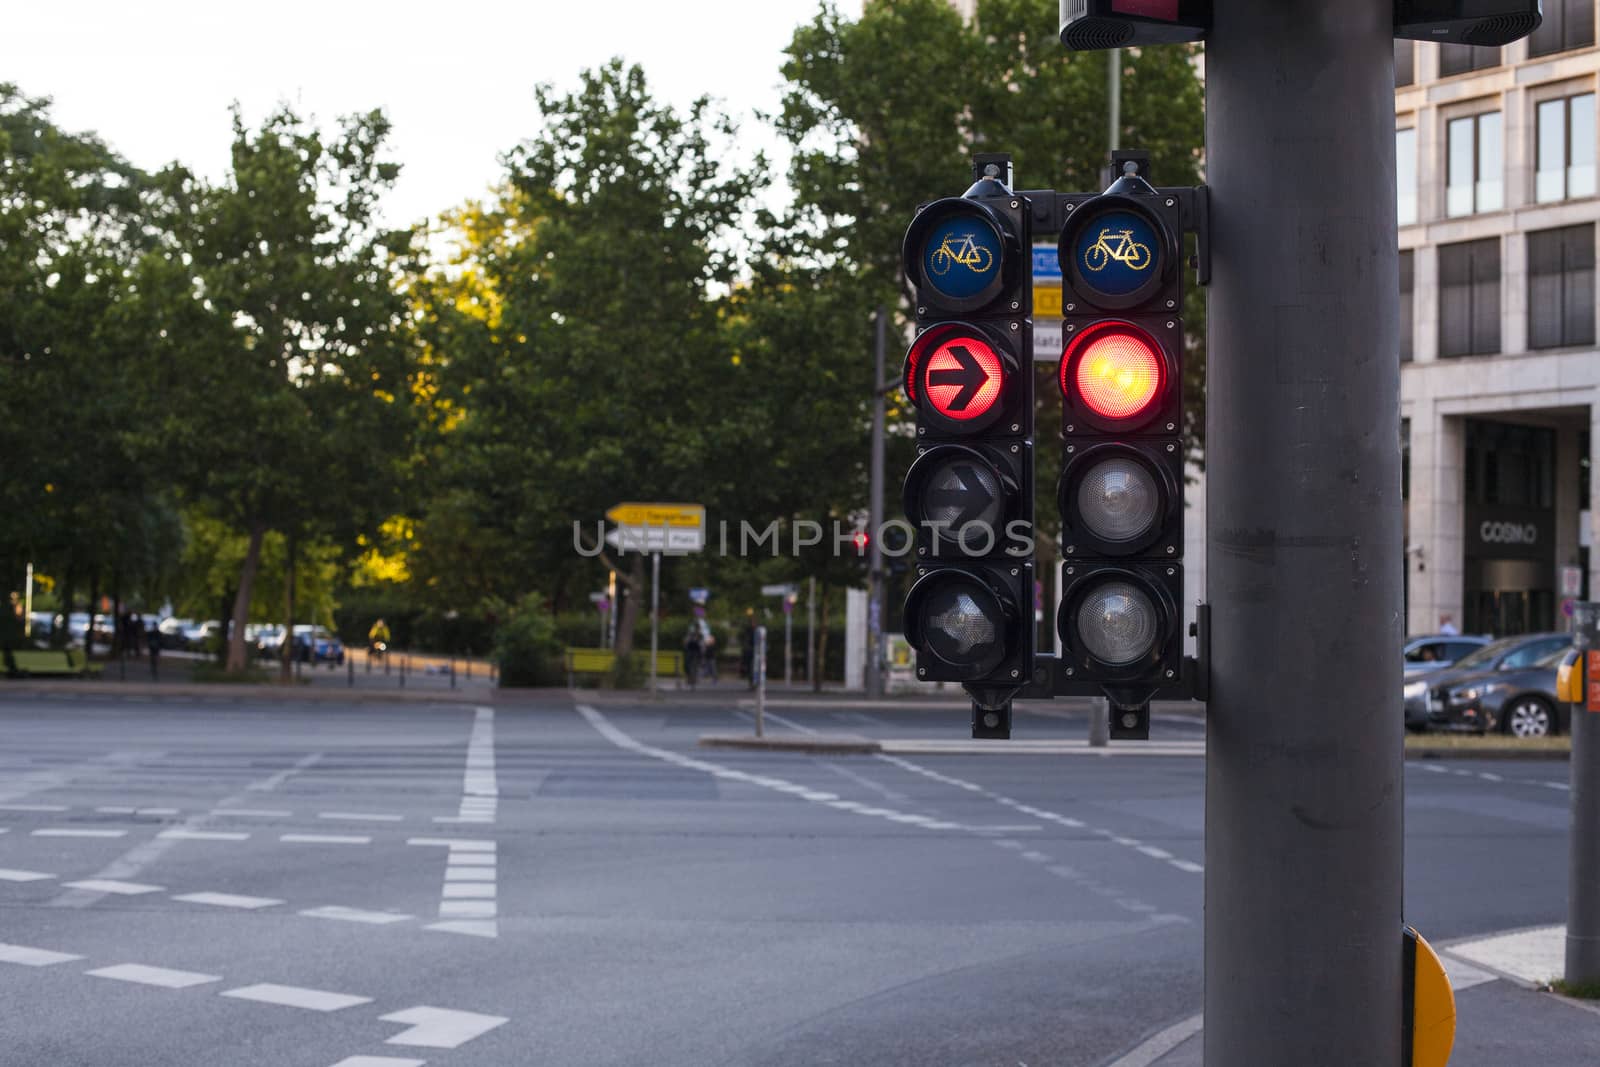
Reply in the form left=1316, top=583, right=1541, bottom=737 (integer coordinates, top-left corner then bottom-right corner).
left=1072, top=208, right=1159, bottom=298
left=921, top=215, right=1002, bottom=302
left=1032, top=245, right=1062, bottom=279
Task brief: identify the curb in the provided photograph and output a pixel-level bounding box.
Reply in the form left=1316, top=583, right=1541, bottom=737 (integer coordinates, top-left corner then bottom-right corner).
left=698, top=733, right=881, bottom=755
left=0, top=681, right=484, bottom=705
left=1407, top=746, right=1570, bottom=761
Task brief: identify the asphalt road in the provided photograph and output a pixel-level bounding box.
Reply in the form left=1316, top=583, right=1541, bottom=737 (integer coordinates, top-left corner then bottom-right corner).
left=0, top=688, right=1593, bottom=1065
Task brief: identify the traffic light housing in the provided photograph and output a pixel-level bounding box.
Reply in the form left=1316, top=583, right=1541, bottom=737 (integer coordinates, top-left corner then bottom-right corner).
left=1055, top=163, right=1187, bottom=726
left=900, top=157, right=1034, bottom=710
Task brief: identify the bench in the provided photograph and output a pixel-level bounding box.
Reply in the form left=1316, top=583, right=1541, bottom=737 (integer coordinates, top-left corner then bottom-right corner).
left=6, top=648, right=101, bottom=678
left=563, top=648, right=684, bottom=687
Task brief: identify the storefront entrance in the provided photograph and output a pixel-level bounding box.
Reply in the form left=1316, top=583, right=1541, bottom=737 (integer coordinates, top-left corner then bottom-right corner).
left=1461, top=419, right=1558, bottom=636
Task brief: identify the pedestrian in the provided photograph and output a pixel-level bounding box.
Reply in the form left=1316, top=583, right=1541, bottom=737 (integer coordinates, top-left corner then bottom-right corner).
left=682, top=626, right=702, bottom=689
left=146, top=619, right=161, bottom=679
left=701, top=626, right=718, bottom=682
left=1438, top=614, right=1459, bottom=636
left=740, top=609, right=757, bottom=690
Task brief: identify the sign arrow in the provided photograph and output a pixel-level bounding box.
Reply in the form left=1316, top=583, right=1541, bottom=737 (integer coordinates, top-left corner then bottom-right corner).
left=925, top=463, right=996, bottom=527
left=927, top=344, right=988, bottom=412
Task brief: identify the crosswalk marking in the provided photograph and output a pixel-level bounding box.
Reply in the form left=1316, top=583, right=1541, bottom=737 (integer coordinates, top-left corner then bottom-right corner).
left=407, top=837, right=494, bottom=851
left=88, top=963, right=221, bottom=988
left=444, top=853, right=495, bottom=866
left=222, top=983, right=373, bottom=1011
left=157, top=830, right=250, bottom=841
left=440, top=883, right=496, bottom=900
left=319, top=812, right=405, bottom=822
left=63, top=879, right=163, bottom=895
left=300, top=905, right=412, bottom=925
left=0, top=869, right=55, bottom=882
left=33, top=828, right=127, bottom=838
left=280, top=833, right=371, bottom=845
left=438, top=900, right=496, bottom=918
left=0, top=943, right=83, bottom=966
left=381, top=1005, right=508, bottom=1049
left=173, top=892, right=283, bottom=910
left=444, top=868, right=496, bottom=882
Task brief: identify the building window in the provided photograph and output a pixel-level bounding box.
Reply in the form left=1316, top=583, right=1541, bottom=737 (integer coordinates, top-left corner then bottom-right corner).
left=1529, top=0, right=1596, bottom=57
left=1447, top=111, right=1503, bottom=216
left=1398, top=127, right=1418, bottom=224
left=1439, top=238, right=1501, bottom=357
left=1400, top=250, right=1415, bottom=363
left=1536, top=93, right=1596, bottom=203
left=1528, top=224, right=1596, bottom=349
left=1396, top=41, right=1415, bottom=87
left=1439, top=43, right=1501, bottom=77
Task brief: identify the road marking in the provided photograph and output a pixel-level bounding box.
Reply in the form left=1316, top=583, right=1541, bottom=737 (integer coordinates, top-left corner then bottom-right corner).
left=88, top=963, right=221, bottom=989
left=281, top=833, right=371, bottom=845
left=1137, top=846, right=1174, bottom=861
left=138, top=807, right=179, bottom=816
left=0, top=943, right=82, bottom=966
left=407, top=837, right=494, bottom=851
left=438, top=900, right=496, bottom=918
left=212, top=808, right=292, bottom=818
left=381, top=1005, right=509, bottom=1049
left=95, top=806, right=138, bottom=814
left=0, top=803, right=69, bottom=812
left=1107, top=1012, right=1203, bottom=1067
left=447, top=707, right=498, bottom=824
left=441, top=883, right=496, bottom=899
left=157, top=830, right=250, bottom=841
left=247, top=752, right=326, bottom=792
left=222, top=983, right=372, bottom=1011
left=444, top=868, right=496, bottom=882
left=300, top=905, right=413, bottom=925
left=329, top=1058, right=428, bottom=1067
left=1478, top=772, right=1503, bottom=782
left=319, top=812, right=405, bottom=823
left=63, top=879, right=162, bottom=895
left=1170, top=860, right=1204, bottom=874
left=0, top=868, right=55, bottom=882
left=33, top=828, right=126, bottom=838
left=444, top=853, right=495, bottom=866
left=425, top=919, right=498, bottom=938
left=174, top=892, right=283, bottom=910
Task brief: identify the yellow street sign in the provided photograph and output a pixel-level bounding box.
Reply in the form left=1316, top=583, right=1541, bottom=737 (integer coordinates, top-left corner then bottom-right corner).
left=1034, top=286, right=1063, bottom=319
left=1404, top=926, right=1455, bottom=1067
left=606, top=502, right=704, bottom=528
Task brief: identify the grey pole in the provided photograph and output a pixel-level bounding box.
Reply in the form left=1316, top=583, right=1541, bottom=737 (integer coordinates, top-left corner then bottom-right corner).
left=866, top=306, right=887, bottom=698
left=1567, top=603, right=1600, bottom=982
left=807, top=576, right=817, bottom=687
left=754, top=625, right=767, bottom=737
left=1088, top=695, right=1110, bottom=748
left=650, top=551, right=661, bottom=700
left=785, top=603, right=793, bottom=689
left=1107, top=47, right=1121, bottom=153
left=1205, top=4, right=1404, bottom=1064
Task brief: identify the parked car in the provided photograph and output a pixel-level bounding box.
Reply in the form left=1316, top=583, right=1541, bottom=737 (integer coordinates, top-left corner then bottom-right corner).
left=181, top=620, right=222, bottom=650
left=291, top=625, right=345, bottom=665
left=1403, top=633, right=1492, bottom=677
left=253, top=624, right=287, bottom=658
left=1403, top=632, right=1573, bottom=736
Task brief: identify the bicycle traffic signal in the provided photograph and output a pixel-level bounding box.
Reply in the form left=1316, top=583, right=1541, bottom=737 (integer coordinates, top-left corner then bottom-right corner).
left=1055, top=161, right=1186, bottom=730
left=900, top=156, right=1034, bottom=712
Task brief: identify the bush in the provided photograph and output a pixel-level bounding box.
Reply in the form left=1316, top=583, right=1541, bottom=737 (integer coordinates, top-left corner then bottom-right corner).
left=493, top=594, right=563, bottom=688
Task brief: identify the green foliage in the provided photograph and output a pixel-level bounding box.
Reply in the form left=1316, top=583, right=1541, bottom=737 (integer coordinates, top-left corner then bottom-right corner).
left=492, top=594, right=563, bottom=688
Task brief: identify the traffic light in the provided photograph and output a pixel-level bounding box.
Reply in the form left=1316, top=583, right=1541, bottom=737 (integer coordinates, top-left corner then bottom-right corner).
left=900, top=156, right=1034, bottom=722
left=1056, top=161, right=1185, bottom=732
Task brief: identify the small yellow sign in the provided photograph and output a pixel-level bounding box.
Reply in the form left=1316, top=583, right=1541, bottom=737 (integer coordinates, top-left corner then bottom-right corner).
left=1034, top=286, right=1063, bottom=319
left=1405, top=926, right=1455, bottom=1067
left=606, top=502, right=705, bottom=528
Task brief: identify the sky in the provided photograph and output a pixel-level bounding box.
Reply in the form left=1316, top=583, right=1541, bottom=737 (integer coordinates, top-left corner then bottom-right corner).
left=2, top=0, right=863, bottom=228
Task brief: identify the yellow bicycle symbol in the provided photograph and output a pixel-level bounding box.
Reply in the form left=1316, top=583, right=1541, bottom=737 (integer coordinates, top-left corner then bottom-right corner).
left=929, top=232, right=995, bottom=276
left=1082, top=228, right=1153, bottom=273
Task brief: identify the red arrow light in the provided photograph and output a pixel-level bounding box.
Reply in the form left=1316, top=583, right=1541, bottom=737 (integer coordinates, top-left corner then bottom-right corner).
left=907, top=324, right=1010, bottom=433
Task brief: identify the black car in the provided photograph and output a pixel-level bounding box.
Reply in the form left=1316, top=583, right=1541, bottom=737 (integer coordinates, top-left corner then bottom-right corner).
left=1403, top=632, right=1572, bottom=736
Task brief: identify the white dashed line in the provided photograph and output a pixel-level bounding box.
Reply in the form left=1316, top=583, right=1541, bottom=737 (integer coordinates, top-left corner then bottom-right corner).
left=0, top=943, right=82, bottom=966
left=88, top=963, right=220, bottom=989
left=1170, top=860, right=1204, bottom=873
left=329, top=1058, right=428, bottom=1067
left=280, top=834, right=371, bottom=845
left=222, top=983, right=372, bottom=1012
left=0, top=803, right=69, bottom=812
left=381, top=1005, right=509, bottom=1049
left=33, top=828, right=126, bottom=838
left=173, top=892, right=283, bottom=910
left=319, top=812, right=405, bottom=823
left=1138, top=846, right=1174, bottom=861
left=1479, top=772, right=1504, bottom=782
left=408, top=837, right=494, bottom=851
left=157, top=830, right=250, bottom=842
left=0, top=869, right=55, bottom=882
left=300, top=906, right=413, bottom=926
left=212, top=808, right=293, bottom=818
left=62, top=879, right=163, bottom=895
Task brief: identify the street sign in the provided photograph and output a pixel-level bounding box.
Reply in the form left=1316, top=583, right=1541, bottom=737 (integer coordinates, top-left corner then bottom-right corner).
left=761, top=583, right=798, bottom=597
left=605, top=502, right=704, bottom=528
left=605, top=526, right=705, bottom=553
left=588, top=591, right=608, bottom=603
left=1562, top=565, right=1584, bottom=598
left=1033, top=242, right=1063, bottom=321
left=688, top=587, right=710, bottom=605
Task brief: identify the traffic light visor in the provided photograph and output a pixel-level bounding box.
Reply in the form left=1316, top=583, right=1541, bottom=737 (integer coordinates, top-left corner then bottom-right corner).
left=1066, top=323, right=1163, bottom=422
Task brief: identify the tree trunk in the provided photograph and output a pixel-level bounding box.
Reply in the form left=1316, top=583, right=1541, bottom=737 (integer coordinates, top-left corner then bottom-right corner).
left=226, top=521, right=266, bottom=673
left=280, top=533, right=296, bottom=684
left=814, top=584, right=832, bottom=692
left=612, top=553, right=645, bottom=660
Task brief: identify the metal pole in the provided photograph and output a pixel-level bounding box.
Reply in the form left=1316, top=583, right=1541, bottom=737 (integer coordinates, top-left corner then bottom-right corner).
left=866, top=306, right=887, bottom=697
left=785, top=605, right=792, bottom=689
left=1204, top=5, right=1403, bottom=1064
left=807, top=576, right=817, bottom=686
left=1568, top=605, right=1600, bottom=982
left=23, top=563, right=32, bottom=637
left=650, top=551, right=660, bottom=700
left=754, top=625, right=767, bottom=737
left=1107, top=47, right=1121, bottom=153
left=1088, top=695, right=1109, bottom=748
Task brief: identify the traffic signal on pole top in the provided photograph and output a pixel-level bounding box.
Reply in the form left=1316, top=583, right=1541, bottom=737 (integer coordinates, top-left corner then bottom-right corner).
left=899, top=157, right=1034, bottom=699
left=1056, top=163, right=1185, bottom=720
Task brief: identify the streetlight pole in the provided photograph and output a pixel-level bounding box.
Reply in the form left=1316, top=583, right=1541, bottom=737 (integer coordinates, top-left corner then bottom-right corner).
left=866, top=306, right=887, bottom=697
left=1203, top=3, right=1404, bottom=1063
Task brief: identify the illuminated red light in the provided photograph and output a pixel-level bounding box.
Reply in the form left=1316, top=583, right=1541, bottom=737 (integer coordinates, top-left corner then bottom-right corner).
left=923, top=336, right=1002, bottom=421
left=1067, top=326, right=1163, bottom=421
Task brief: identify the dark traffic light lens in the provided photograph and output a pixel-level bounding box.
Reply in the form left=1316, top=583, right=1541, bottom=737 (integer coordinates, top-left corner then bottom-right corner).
left=918, top=579, right=1005, bottom=675
left=1075, top=581, right=1159, bottom=666
left=925, top=458, right=1003, bottom=530
left=1077, top=455, right=1160, bottom=544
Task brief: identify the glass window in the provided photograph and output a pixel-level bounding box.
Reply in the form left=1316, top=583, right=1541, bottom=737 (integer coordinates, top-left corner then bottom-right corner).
left=1439, top=44, right=1501, bottom=77
left=1397, top=127, right=1418, bottom=224
left=1528, top=224, right=1595, bottom=349
left=1400, top=250, right=1415, bottom=363
left=1529, top=0, right=1596, bottom=58
left=1396, top=40, right=1415, bottom=88
left=1439, top=239, right=1501, bottom=357
left=1537, top=94, right=1596, bottom=203
left=1447, top=113, right=1502, bottom=216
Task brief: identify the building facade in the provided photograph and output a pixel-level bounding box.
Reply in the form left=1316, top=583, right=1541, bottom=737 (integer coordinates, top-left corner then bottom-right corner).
left=1398, top=3, right=1600, bottom=637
